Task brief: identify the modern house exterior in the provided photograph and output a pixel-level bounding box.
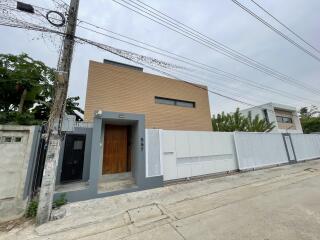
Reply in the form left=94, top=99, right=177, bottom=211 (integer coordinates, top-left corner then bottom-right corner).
left=84, top=60, right=212, bottom=131
left=54, top=59, right=212, bottom=202
left=240, top=102, right=303, bottom=133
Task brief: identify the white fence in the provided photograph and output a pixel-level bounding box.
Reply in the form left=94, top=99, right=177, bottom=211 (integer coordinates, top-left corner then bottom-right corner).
left=146, top=129, right=162, bottom=177
left=146, top=130, right=238, bottom=181
left=290, top=134, right=320, bottom=161
left=234, top=132, right=289, bottom=170
left=145, top=129, right=320, bottom=182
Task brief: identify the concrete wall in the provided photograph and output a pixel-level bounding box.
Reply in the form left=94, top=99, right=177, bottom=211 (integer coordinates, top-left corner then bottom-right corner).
left=290, top=134, right=320, bottom=161
left=146, top=129, right=162, bottom=177
left=234, top=132, right=289, bottom=170
left=0, top=125, right=40, bottom=222
left=84, top=61, right=212, bottom=131
left=160, top=130, right=238, bottom=181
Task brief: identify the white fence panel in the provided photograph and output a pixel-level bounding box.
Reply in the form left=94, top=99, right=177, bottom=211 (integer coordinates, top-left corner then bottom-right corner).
left=145, top=129, right=162, bottom=177
left=234, top=132, right=288, bottom=170
left=161, top=131, right=238, bottom=181
left=290, top=134, right=320, bottom=161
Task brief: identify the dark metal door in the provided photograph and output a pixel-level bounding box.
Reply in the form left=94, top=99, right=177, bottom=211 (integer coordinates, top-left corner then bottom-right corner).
left=61, top=134, right=86, bottom=182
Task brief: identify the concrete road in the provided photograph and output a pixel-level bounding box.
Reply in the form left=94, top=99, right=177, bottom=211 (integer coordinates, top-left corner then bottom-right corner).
left=2, top=160, right=320, bottom=240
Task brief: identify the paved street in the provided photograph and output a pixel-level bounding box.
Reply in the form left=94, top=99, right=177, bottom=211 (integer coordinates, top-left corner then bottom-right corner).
left=2, top=159, right=320, bottom=240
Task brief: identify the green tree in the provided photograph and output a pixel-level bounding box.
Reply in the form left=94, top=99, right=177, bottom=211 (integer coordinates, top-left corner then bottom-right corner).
left=0, top=53, right=83, bottom=124
left=212, top=108, right=274, bottom=132
left=299, top=106, right=320, bottom=133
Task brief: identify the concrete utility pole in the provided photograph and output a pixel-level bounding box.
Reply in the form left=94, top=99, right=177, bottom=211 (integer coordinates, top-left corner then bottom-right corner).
left=36, top=0, right=80, bottom=225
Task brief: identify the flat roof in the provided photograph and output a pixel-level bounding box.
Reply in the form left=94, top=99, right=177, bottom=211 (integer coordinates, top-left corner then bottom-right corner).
left=103, top=59, right=143, bottom=71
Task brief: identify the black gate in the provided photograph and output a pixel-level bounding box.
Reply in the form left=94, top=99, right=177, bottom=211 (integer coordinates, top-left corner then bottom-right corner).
left=31, top=125, right=47, bottom=197
left=60, top=134, right=86, bottom=183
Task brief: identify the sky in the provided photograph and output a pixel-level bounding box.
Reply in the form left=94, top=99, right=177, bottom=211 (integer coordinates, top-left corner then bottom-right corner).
left=1, top=0, right=320, bottom=115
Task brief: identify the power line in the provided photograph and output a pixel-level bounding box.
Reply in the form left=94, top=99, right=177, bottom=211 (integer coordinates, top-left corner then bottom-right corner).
left=250, top=0, right=320, bottom=55
left=110, top=0, right=320, bottom=96
left=3, top=20, right=313, bottom=115
left=77, top=23, right=317, bottom=105
left=76, top=36, right=299, bottom=111
left=0, top=21, right=273, bottom=110
left=231, top=0, right=320, bottom=61
left=5, top=0, right=320, bottom=98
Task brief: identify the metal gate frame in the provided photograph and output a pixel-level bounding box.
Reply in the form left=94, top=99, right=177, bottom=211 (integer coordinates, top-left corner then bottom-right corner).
left=282, top=133, right=297, bottom=164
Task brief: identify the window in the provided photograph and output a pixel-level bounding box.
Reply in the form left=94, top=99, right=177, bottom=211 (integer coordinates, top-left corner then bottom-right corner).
left=283, top=117, right=293, bottom=123
left=262, top=109, right=269, bottom=123
left=3, top=136, right=12, bottom=143
left=155, top=96, right=195, bottom=108
left=14, top=137, right=22, bottom=142
left=276, top=116, right=283, bottom=122
left=73, top=140, right=84, bottom=150
left=276, top=116, right=293, bottom=123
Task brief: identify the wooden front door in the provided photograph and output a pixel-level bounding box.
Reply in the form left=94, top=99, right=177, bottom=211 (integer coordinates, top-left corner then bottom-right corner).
left=103, top=125, right=129, bottom=174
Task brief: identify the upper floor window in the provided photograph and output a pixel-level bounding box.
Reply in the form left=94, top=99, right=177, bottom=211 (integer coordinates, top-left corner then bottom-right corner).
left=276, top=116, right=293, bottom=123
left=262, top=109, right=269, bottom=123
left=155, top=96, right=195, bottom=108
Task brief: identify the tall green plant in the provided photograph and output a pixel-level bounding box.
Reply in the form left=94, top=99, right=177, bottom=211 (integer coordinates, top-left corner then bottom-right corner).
left=0, top=53, right=83, bottom=124
left=299, top=106, right=320, bottom=133
left=212, top=108, right=274, bottom=132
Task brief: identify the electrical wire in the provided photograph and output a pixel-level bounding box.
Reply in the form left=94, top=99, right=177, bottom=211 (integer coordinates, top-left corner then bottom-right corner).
left=250, top=0, right=320, bottom=55
left=77, top=24, right=317, bottom=106
left=0, top=21, right=277, bottom=111
left=231, top=0, right=320, bottom=61
left=3, top=0, right=315, bottom=101
left=111, top=0, right=320, bottom=96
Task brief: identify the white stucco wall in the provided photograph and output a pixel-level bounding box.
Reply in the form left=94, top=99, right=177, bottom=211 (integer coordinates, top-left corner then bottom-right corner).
left=290, top=134, right=320, bottom=161
left=159, top=130, right=238, bottom=181
left=0, top=125, right=37, bottom=222
left=234, top=132, right=289, bottom=170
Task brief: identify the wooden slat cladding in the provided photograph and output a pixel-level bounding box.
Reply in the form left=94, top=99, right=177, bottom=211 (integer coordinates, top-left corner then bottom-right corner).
left=84, top=61, right=212, bottom=131
left=103, top=125, right=129, bottom=174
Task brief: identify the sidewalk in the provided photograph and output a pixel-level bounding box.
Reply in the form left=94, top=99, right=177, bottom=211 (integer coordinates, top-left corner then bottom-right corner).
left=2, top=159, right=320, bottom=240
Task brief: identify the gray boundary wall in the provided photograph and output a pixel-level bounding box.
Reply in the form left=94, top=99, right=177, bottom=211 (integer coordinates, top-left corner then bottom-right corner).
left=234, top=132, right=289, bottom=170
left=290, top=134, right=320, bottom=161
left=54, top=124, right=319, bottom=202
left=0, top=125, right=40, bottom=222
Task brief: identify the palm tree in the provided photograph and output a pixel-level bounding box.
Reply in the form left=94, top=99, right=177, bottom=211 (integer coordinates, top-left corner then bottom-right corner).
left=246, top=111, right=275, bottom=132
left=212, top=108, right=274, bottom=132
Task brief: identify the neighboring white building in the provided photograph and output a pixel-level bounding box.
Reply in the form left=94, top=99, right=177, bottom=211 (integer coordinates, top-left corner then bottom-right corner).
left=240, top=102, right=303, bottom=133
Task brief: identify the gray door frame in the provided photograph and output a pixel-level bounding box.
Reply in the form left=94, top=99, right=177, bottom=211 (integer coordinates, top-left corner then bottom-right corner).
left=282, top=133, right=297, bottom=163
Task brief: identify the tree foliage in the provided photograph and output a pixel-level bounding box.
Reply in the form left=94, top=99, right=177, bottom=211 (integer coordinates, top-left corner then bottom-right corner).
left=299, top=106, right=320, bottom=133
left=0, top=53, right=83, bottom=124
left=212, top=108, right=275, bottom=132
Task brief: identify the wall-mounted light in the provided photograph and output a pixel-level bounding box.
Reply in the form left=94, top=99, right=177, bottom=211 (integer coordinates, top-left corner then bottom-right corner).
left=95, top=110, right=102, bottom=118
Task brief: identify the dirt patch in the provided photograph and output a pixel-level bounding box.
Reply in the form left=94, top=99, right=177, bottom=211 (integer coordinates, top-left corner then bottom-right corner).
left=0, top=217, right=33, bottom=232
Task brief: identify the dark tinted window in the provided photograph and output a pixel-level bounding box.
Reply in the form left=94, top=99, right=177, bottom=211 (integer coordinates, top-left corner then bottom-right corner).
left=282, top=117, right=293, bottom=123
left=155, top=96, right=195, bottom=108
left=276, top=116, right=293, bottom=123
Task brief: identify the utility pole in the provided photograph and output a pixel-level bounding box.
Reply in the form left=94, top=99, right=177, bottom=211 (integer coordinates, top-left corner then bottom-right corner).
left=36, top=0, right=80, bottom=225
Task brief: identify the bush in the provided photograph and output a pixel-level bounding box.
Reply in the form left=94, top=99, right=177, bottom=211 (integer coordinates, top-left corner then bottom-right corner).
left=0, top=112, right=40, bottom=125
left=25, top=199, right=38, bottom=218
left=52, top=193, right=67, bottom=209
